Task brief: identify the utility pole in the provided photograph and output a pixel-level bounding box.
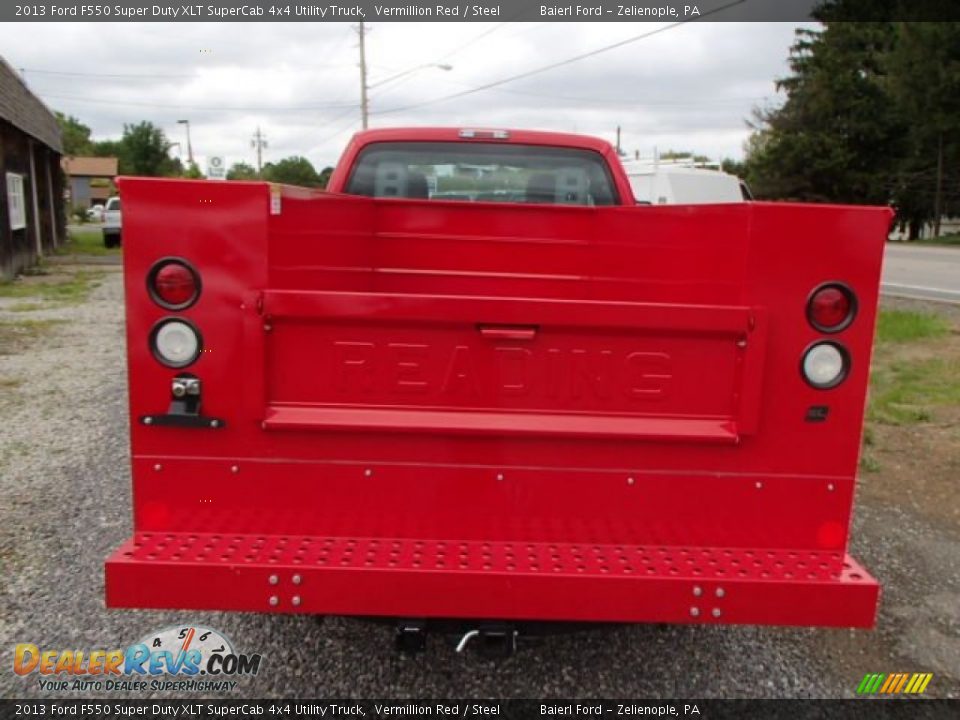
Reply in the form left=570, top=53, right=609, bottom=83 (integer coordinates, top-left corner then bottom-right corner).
left=357, top=21, right=369, bottom=129
left=615, top=126, right=621, bottom=155
left=177, top=119, right=193, bottom=165
left=251, top=127, right=268, bottom=177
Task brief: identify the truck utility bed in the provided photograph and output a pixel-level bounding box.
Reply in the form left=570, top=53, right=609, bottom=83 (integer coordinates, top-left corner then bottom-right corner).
left=107, top=130, right=889, bottom=630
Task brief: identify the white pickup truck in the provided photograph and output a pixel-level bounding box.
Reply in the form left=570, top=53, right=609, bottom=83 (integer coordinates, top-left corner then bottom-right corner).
left=102, top=196, right=122, bottom=248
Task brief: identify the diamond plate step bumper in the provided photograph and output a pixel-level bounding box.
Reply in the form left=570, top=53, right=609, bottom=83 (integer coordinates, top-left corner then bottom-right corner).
left=106, top=533, right=879, bottom=627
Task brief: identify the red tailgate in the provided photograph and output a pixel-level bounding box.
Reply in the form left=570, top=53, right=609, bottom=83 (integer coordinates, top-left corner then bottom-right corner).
left=262, top=292, right=764, bottom=443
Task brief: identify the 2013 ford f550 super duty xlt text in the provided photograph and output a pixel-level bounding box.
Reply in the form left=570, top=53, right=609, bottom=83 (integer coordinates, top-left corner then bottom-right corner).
left=105, top=128, right=891, bottom=654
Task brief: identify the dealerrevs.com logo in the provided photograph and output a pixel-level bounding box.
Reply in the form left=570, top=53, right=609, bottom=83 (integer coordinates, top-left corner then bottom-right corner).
left=14, top=625, right=262, bottom=692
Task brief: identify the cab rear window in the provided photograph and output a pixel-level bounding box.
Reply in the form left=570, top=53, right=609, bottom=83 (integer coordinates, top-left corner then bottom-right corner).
left=345, top=142, right=618, bottom=206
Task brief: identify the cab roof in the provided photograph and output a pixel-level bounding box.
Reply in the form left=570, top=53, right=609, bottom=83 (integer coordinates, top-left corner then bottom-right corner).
left=346, top=127, right=618, bottom=155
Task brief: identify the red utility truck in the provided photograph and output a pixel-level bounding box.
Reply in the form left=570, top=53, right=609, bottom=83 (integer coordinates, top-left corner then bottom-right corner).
left=106, top=128, right=889, bottom=654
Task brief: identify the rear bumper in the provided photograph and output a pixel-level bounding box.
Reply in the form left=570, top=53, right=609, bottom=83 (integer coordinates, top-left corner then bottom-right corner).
left=105, top=533, right=879, bottom=628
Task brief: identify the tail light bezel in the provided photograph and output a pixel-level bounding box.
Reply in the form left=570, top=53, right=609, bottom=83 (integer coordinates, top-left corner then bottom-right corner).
left=149, top=317, right=204, bottom=369
left=806, top=281, right=857, bottom=334
left=800, top=340, right=851, bottom=390
left=147, top=257, right=202, bottom=311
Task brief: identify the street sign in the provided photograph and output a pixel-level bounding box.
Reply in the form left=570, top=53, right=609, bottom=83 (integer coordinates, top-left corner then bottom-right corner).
left=207, top=156, right=226, bottom=180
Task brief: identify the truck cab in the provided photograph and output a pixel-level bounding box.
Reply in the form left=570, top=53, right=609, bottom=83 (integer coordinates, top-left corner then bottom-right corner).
left=325, top=127, right=630, bottom=206
left=106, top=127, right=890, bottom=651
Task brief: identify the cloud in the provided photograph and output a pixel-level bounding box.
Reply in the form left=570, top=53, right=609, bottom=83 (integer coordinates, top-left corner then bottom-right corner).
left=2, top=21, right=810, bottom=169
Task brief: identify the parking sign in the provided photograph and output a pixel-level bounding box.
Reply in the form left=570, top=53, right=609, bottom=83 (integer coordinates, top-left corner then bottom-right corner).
left=207, top=156, right=226, bottom=180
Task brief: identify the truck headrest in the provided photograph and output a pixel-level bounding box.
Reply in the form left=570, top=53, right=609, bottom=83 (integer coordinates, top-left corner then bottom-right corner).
left=526, top=173, right=557, bottom=204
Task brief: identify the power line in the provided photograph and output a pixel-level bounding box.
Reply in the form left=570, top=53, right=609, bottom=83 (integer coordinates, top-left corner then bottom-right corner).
left=315, top=105, right=365, bottom=146
left=371, top=0, right=746, bottom=116
left=427, top=6, right=541, bottom=66
left=21, top=68, right=197, bottom=79
left=378, top=69, right=773, bottom=107
left=470, top=86, right=771, bottom=107
left=34, top=92, right=359, bottom=113
left=35, top=4, right=748, bottom=120
left=436, top=22, right=510, bottom=63
left=36, top=83, right=765, bottom=119
left=368, top=20, right=522, bottom=104
left=368, top=22, right=506, bottom=95
left=19, top=64, right=355, bottom=79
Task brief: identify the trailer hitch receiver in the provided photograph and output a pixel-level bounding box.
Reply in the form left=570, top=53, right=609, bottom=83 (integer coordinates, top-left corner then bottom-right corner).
left=139, top=373, right=226, bottom=429
left=456, top=624, right=518, bottom=658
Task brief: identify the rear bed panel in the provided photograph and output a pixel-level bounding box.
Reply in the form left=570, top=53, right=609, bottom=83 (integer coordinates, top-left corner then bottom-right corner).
left=263, top=291, right=759, bottom=442
left=109, top=178, right=889, bottom=626
left=127, top=456, right=854, bottom=548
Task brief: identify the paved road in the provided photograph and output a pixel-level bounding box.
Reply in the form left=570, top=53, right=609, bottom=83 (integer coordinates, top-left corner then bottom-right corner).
left=883, top=243, right=960, bottom=304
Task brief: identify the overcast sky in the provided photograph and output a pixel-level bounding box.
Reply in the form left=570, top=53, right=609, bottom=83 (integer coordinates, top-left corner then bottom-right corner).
left=2, top=21, right=811, bottom=171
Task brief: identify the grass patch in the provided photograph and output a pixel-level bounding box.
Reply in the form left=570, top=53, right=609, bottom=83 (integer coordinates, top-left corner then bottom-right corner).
left=914, top=232, right=960, bottom=246
left=20, top=264, right=50, bottom=276
left=868, top=356, right=960, bottom=425
left=862, top=307, right=957, bottom=438
left=0, top=318, right=66, bottom=354
left=9, top=302, right=45, bottom=312
left=0, top=270, right=104, bottom=305
left=0, top=377, right=22, bottom=388
left=55, top=228, right=121, bottom=257
left=0, top=440, right=30, bottom=465
left=860, top=453, right=881, bottom=473
left=875, top=309, right=950, bottom=343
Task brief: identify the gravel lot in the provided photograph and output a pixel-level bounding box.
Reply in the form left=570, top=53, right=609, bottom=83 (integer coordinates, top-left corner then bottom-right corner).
left=1, top=267, right=958, bottom=700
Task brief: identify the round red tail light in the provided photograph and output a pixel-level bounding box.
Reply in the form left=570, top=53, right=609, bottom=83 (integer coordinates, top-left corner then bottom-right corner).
left=807, top=283, right=855, bottom=332
left=148, top=259, right=200, bottom=310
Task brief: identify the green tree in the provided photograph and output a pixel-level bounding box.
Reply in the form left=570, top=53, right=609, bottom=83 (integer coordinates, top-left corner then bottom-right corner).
left=318, top=166, right=334, bottom=189
left=743, top=11, right=960, bottom=238
left=117, top=121, right=180, bottom=177
left=887, top=22, right=960, bottom=237
left=721, top=158, right=747, bottom=178
left=91, top=138, right=122, bottom=159
left=226, top=161, right=259, bottom=180
left=55, top=112, right=93, bottom=156
left=743, top=21, right=903, bottom=204
left=183, top=162, right=205, bottom=179
left=167, top=157, right=185, bottom=176
left=53, top=115, right=186, bottom=178
left=262, top=156, right=322, bottom=187
left=659, top=150, right=711, bottom=163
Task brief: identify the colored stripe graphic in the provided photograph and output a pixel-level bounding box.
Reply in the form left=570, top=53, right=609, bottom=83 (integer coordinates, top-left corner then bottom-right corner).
left=893, top=674, right=908, bottom=693
left=858, top=672, right=933, bottom=695
left=905, top=673, right=933, bottom=694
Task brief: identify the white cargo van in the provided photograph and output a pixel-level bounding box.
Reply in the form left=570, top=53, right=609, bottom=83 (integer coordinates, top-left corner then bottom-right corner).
left=622, top=158, right=751, bottom=205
